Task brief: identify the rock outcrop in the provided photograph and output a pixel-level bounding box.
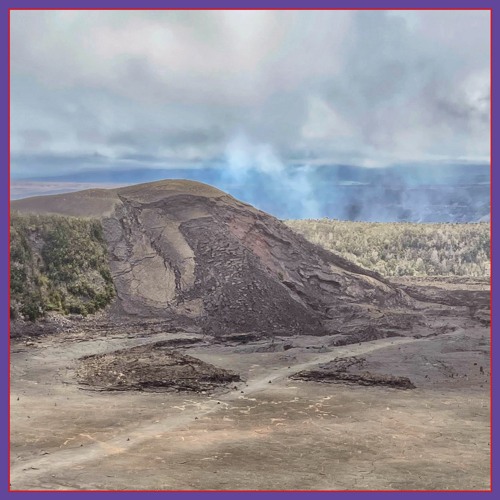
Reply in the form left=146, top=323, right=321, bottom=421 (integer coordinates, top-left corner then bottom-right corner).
left=77, top=342, right=240, bottom=392
left=291, top=356, right=416, bottom=390
left=12, top=179, right=416, bottom=336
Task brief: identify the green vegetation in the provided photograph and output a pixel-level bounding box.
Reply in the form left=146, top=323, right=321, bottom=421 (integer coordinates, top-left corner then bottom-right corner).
left=10, top=212, right=115, bottom=321
left=286, top=219, right=490, bottom=278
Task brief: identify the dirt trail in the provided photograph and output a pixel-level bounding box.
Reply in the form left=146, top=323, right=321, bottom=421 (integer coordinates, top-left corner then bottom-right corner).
left=10, top=333, right=449, bottom=484
left=240, top=336, right=422, bottom=393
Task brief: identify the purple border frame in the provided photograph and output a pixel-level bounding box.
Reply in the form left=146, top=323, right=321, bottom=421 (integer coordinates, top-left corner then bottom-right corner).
left=1, top=0, right=495, bottom=498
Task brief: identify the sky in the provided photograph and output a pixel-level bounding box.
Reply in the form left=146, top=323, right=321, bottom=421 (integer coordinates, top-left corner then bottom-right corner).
left=10, top=10, right=491, bottom=218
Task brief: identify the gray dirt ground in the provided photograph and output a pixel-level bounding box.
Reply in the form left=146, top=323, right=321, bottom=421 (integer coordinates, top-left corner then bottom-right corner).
left=10, top=279, right=490, bottom=491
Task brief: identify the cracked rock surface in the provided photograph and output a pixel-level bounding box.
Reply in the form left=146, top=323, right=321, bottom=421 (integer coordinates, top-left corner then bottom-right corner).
left=290, top=356, right=416, bottom=390
left=77, top=342, right=240, bottom=392
left=13, top=179, right=416, bottom=338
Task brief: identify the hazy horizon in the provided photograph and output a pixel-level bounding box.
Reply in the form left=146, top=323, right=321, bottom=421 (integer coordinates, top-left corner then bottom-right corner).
left=10, top=10, right=490, bottom=220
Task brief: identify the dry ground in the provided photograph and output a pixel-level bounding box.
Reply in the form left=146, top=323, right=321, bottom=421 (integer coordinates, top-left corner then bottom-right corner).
left=10, top=279, right=490, bottom=491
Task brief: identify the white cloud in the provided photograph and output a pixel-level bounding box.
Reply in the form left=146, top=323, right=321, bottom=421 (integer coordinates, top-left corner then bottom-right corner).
left=10, top=9, right=490, bottom=178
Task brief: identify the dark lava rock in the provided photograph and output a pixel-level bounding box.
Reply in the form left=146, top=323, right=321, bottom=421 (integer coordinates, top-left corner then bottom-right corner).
left=76, top=341, right=240, bottom=393
left=290, top=356, right=416, bottom=390
left=12, top=179, right=415, bottom=337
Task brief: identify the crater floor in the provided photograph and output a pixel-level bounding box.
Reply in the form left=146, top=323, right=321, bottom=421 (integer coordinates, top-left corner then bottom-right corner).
left=10, top=278, right=490, bottom=491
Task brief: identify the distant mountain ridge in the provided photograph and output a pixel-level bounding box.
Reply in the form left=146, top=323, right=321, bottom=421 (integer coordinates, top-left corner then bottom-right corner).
left=12, top=162, right=490, bottom=223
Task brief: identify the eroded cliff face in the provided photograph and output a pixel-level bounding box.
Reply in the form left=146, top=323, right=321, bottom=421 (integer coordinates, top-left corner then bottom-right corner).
left=12, top=180, right=415, bottom=336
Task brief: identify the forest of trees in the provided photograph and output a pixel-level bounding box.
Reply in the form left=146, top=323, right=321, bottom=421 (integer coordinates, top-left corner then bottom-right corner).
left=286, top=219, right=490, bottom=278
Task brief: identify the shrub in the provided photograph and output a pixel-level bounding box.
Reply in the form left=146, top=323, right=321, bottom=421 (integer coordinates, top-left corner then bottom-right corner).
left=10, top=212, right=115, bottom=321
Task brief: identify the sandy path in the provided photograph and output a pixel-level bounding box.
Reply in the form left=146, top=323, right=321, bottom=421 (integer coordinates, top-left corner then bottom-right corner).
left=11, top=333, right=445, bottom=484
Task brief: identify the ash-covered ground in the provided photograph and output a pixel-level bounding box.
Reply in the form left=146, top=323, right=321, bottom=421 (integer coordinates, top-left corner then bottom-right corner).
left=10, top=277, right=490, bottom=491
left=10, top=181, right=490, bottom=490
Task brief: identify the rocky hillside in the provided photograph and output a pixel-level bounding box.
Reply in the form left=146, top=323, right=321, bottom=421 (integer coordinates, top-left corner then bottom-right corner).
left=12, top=180, right=415, bottom=336
left=10, top=213, right=115, bottom=321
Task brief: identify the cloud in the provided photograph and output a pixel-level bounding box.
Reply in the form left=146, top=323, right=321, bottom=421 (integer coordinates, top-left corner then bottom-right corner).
left=10, top=10, right=490, bottom=183
left=221, top=134, right=321, bottom=218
